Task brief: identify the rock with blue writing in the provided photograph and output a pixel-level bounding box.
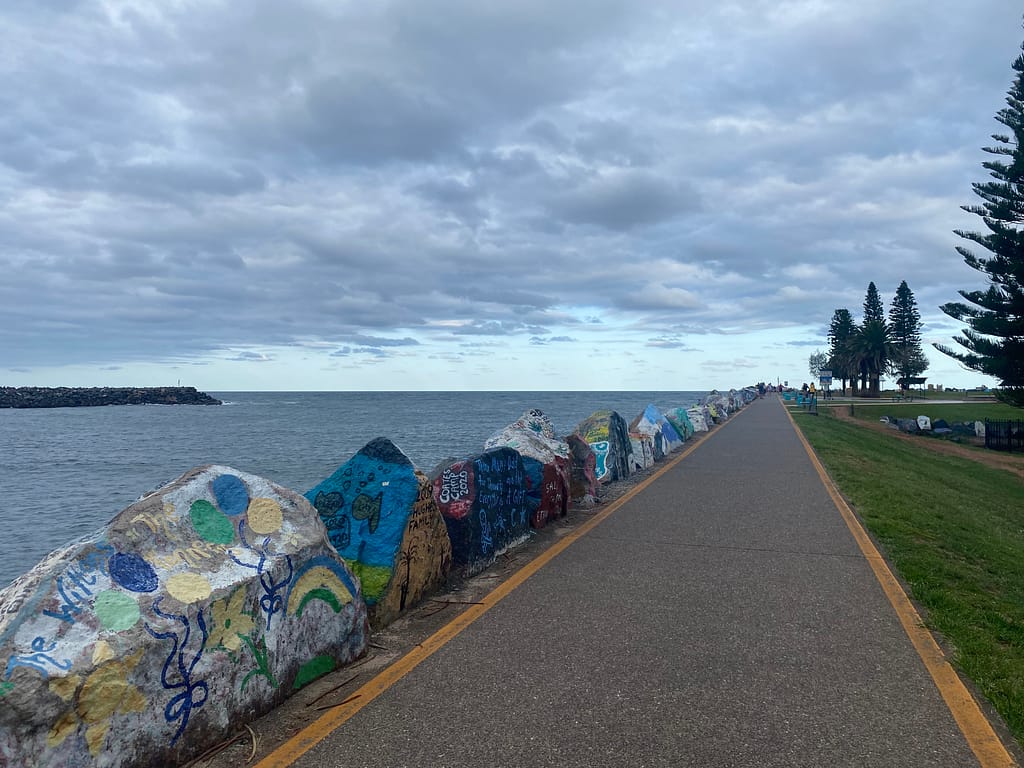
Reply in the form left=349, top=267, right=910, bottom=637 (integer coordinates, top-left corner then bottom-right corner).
left=430, top=448, right=531, bottom=578
left=564, top=434, right=599, bottom=506
left=664, top=407, right=695, bottom=441
left=305, top=438, right=450, bottom=629
left=0, top=465, right=368, bottom=768
left=484, top=410, right=570, bottom=529
left=574, top=410, right=633, bottom=485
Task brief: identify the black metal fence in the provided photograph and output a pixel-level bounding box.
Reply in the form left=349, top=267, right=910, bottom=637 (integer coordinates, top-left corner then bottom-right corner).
left=984, top=419, right=1024, bottom=452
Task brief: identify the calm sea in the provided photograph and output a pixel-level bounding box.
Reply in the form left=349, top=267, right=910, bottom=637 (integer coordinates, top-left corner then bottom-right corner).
left=0, top=390, right=708, bottom=587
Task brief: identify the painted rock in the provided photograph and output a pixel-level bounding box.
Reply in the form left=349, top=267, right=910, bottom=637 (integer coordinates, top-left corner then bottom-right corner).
left=305, top=438, right=450, bottom=628
left=430, top=448, right=531, bottom=578
left=484, top=410, right=570, bottom=529
left=629, top=432, right=656, bottom=471
left=629, top=405, right=683, bottom=460
left=0, top=465, right=368, bottom=768
left=368, top=471, right=452, bottom=630
left=564, top=434, right=599, bottom=506
left=664, top=407, right=695, bottom=440
left=573, top=410, right=632, bottom=485
left=686, top=407, right=709, bottom=432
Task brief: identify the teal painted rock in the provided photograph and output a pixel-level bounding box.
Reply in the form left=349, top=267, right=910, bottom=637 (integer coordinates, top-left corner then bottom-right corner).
left=306, top=438, right=450, bottom=628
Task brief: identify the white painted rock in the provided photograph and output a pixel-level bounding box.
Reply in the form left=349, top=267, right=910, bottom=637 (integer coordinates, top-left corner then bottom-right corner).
left=686, top=407, right=709, bottom=432
left=917, top=415, right=932, bottom=431
left=629, top=433, right=656, bottom=471
left=0, top=465, right=368, bottom=768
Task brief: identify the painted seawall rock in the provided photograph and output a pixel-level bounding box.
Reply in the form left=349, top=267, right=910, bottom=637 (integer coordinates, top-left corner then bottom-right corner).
left=629, top=432, right=656, bottom=472
left=0, top=465, right=368, bottom=768
left=574, top=410, right=633, bottom=485
left=665, top=407, right=695, bottom=441
left=564, top=434, right=599, bottom=506
left=484, top=410, right=570, bottom=529
left=430, top=448, right=532, bottom=578
left=686, top=407, right=709, bottom=432
left=305, top=438, right=450, bottom=628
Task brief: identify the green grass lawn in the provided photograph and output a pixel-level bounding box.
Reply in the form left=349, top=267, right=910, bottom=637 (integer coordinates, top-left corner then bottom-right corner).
left=793, top=410, right=1024, bottom=744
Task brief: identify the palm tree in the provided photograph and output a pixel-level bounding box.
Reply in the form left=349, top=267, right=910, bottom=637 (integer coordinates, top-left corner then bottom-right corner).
left=850, top=319, right=894, bottom=398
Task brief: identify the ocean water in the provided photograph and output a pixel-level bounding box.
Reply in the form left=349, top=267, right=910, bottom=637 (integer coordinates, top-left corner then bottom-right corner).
left=0, top=390, right=708, bottom=588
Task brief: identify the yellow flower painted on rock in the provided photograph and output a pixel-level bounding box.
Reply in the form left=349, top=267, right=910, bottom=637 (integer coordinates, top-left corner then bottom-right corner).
left=209, top=588, right=256, bottom=652
left=47, top=649, right=146, bottom=756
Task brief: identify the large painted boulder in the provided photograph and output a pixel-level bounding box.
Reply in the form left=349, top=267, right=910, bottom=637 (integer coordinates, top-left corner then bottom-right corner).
left=305, top=438, right=451, bottom=628
left=430, top=448, right=532, bottom=578
left=0, top=465, right=368, bottom=768
left=484, top=410, right=570, bottom=529
left=574, top=410, right=632, bottom=485
left=664, top=407, right=695, bottom=441
left=630, top=405, right=684, bottom=461
left=686, top=407, right=709, bottom=432
left=564, top=434, right=599, bottom=506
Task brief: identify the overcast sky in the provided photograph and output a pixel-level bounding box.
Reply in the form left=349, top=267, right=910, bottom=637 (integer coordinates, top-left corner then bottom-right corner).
left=2, top=0, right=1021, bottom=392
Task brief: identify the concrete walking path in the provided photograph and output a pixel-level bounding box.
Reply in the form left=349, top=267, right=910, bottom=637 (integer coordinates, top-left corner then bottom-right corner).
left=257, top=397, right=1012, bottom=768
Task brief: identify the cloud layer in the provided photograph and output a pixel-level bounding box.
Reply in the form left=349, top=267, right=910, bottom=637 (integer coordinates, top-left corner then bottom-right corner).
left=2, top=0, right=1021, bottom=389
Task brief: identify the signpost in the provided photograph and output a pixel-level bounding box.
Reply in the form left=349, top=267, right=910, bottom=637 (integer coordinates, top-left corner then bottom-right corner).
left=819, top=369, right=832, bottom=400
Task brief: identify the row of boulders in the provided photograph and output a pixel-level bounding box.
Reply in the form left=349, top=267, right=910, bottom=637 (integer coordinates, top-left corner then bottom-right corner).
left=0, top=387, right=222, bottom=408
left=880, top=415, right=987, bottom=437
left=0, top=389, right=755, bottom=767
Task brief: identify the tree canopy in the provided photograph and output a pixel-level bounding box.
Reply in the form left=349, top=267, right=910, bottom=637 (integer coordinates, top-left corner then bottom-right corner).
left=936, top=40, right=1024, bottom=407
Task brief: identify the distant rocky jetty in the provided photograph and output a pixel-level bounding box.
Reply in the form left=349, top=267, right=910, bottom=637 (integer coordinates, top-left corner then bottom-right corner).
left=0, top=386, right=222, bottom=408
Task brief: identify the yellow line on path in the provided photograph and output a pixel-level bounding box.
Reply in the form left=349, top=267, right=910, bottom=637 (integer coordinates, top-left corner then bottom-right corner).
left=255, top=410, right=738, bottom=767
left=784, top=404, right=1017, bottom=768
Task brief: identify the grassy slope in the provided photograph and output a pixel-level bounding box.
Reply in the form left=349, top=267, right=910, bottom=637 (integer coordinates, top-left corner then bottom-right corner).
left=793, top=410, right=1024, bottom=742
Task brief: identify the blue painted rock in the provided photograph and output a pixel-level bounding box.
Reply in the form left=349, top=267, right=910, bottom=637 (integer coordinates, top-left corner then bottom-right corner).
left=564, top=434, right=599, bottom=506
left=484, top=410, right=570, bottom=529
left=664, top=407, right=695, bottom=440
left=0, top=465, right=368, bottom=768
left=573, top=410, right=632, bottom=485
left=430, top=448, right=531, bottom=578
left=305, top=438, right=450, bottom=628
left=629, top=405, right=683, bottom=460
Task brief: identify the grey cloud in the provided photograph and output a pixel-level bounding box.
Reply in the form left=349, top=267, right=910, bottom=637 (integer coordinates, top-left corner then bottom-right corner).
left=549, top=170, right=701, bottom=230
left=451, top=321, right=550, bottom=336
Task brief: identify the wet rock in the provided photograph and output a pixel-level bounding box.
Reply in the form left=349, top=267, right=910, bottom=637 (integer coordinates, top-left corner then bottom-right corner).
left=0, top=465, right=368, bottom=768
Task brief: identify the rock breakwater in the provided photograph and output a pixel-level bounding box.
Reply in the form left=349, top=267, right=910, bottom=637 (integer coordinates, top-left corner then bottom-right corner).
left=0, top=387, right=222, bottom=408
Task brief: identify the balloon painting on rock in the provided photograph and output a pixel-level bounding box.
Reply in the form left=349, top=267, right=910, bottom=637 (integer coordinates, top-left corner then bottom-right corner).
left=0, top=465, right=368, bottom=768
